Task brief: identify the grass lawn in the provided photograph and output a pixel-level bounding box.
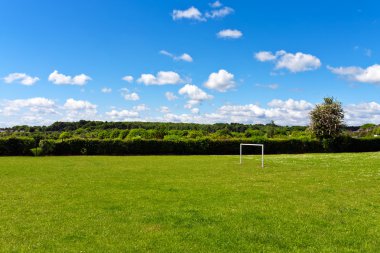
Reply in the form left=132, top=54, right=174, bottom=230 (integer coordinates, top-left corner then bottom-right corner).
left=0, top=153, right=380, bottom=252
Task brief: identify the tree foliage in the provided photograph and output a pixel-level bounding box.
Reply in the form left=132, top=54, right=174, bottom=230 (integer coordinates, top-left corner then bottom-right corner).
left=309, top=97, right=345, bottom=140
left=59, top=132, right=71, bottom=141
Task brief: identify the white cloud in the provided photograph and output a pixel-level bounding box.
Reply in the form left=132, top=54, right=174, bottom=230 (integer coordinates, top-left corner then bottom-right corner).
left=276, top=52, right=321, bottom=72
left=162, top=113, right=200, bottom=123
left=124, top=92, right=140, bottom=101
left=155, top=98, right=316, bottom=125
left=2, top=97, right=380, bottom=127
left=0, top=97, right=315, bottom=126
left=122, top=75, right=134, bottom=83
left=328, top=64, right=380, bottom=84
left=137, top=71, right=182, bottom=85
left=345, top=102, right=380, bottom=125
left=159, top=106, right=170, bottom=113
left=191, top=108, right=200, bottom=114
left=165, top=92, right=178, bottom=101
left=159, top=50, right=173, bottom=58
left=179, top=84, right=213, bottom=108
left=213, top=99, right=314, bottom=125
left=133, top=104, right=149, bottom=111
left=0, top=97, right=98, bottom=125
left=101, top=87, right=112, bottom=93
left=178, top=53, right=193, bottom=62
left=210, top=1, right=222, bottom=8
left=206, top=7, right=234, bottom=19
left=204, top=69, right=236, bottom=92
left=1, top=97, right=57, bottom=116
left=327, top=66, right=362, bottom=76
left=48, top=70, right=91, bottom=86
left=217, top=104, right=266, bottom=118
left=64, top=98, right=97, bottom=112
left=172, top=3, right=234, bottom=23
left=3, top=73, right=39, bottom=86
left=158, top=99, right=371, bottom=126
left=62, top=98, right=97, bottom=121
left=256, top=83, right=279, bottom=90
left=349, top=67, right=380, bottom=83
left=160, top=50, right=193, bottom=62
left=267, top=99, right=313, bottom=110
left=172, top=3, right=232, bottom=22
left=255, top=50, right=321, bottom=73
left=0, top=115, right=55, bottom=127
left=106, top=109, right=139, bottom=121
left=172, top=7, right=205, bottom=21
left=120, top=88, right=140, bottom=101
left=254, top=51, right=277, bottom=62
left=217, top=29, right=243, bottom=39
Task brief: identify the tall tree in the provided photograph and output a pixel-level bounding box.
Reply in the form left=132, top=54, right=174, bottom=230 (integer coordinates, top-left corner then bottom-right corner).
left=309, top=97, right=345, bottom=140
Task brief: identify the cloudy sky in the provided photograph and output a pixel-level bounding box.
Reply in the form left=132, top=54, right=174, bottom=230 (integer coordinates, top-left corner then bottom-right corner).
left=1, top=0, right=380, bottom=127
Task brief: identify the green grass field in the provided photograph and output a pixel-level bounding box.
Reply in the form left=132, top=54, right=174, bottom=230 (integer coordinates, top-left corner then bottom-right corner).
left=1, top=153, right=380, bottom=252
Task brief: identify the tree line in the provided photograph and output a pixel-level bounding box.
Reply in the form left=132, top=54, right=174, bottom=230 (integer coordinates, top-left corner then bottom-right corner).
left=0, top=121, right=310, bottom=141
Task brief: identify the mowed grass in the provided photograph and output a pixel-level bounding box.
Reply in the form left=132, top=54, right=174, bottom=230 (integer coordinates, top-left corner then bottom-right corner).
left=1, top=153, right=380, bottom=252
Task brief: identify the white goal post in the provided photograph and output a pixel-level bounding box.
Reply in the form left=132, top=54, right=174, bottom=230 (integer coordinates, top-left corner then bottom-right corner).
left=240, top=144, right=264, bottom=168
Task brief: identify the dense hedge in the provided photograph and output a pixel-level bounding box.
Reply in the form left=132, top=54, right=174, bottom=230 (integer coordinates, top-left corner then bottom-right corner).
left=0, top=137, right=35, bottom=156
left=325, top=136, right=380, bottom=153
left=1, top=137, right=379, bottom=156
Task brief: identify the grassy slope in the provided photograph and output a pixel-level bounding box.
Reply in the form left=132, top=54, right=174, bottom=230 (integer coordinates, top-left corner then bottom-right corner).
left=0, top=153, right=379, bottom=252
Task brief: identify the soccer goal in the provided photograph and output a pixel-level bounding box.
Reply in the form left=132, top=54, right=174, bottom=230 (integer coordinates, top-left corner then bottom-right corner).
left=240, top=144, right=264, bottom=168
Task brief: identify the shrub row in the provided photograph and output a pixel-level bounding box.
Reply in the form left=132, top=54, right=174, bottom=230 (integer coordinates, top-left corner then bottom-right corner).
left=1, top=137, right=380, bottom=156
left=0, top=138, right=35, bottom=156
left=324, top=136, right=380, bottom=153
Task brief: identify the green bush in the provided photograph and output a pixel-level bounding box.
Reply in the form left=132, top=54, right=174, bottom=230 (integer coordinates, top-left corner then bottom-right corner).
left=187, top=130, right=206, bottom=139
left=119, top=129, right=129, bottom=139
left=211, top=129, right=233, bottom=139
left=110, top=129, right=121, bottom=139
left=360, top=123, right=376, bottom=130
left=1, top=136, right=380, bottom=156
left=127, top=128, right=147, bottom=139
left=98, top=130, right=110, bottom=139
left=30, top=147, right=43, bottom=156
left=39, top=140, right=56, bottom=155
left=244, top=129, right=265, bottom=138
left=0, top=137, right=34, bottom=156
left=59, top=132, right=71, bottom=141
left=163, top=135, right=183, bottom=141
left=44, top=138, right=341, bottom=155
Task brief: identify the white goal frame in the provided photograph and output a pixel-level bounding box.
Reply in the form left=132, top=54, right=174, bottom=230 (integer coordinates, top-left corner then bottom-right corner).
left=240, top=144, right=264, bottom=168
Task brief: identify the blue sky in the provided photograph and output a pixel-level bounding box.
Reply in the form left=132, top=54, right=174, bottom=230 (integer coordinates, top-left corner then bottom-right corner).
left=1, top=0, right=380, bottom=127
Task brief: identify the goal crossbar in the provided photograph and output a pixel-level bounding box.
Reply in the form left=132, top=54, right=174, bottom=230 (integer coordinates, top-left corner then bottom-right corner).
left=239, top=144, right=264, bottom=168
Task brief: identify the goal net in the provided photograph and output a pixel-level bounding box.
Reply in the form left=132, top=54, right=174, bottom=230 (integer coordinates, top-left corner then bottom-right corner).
left=240, top=143, right=264, bottom=168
